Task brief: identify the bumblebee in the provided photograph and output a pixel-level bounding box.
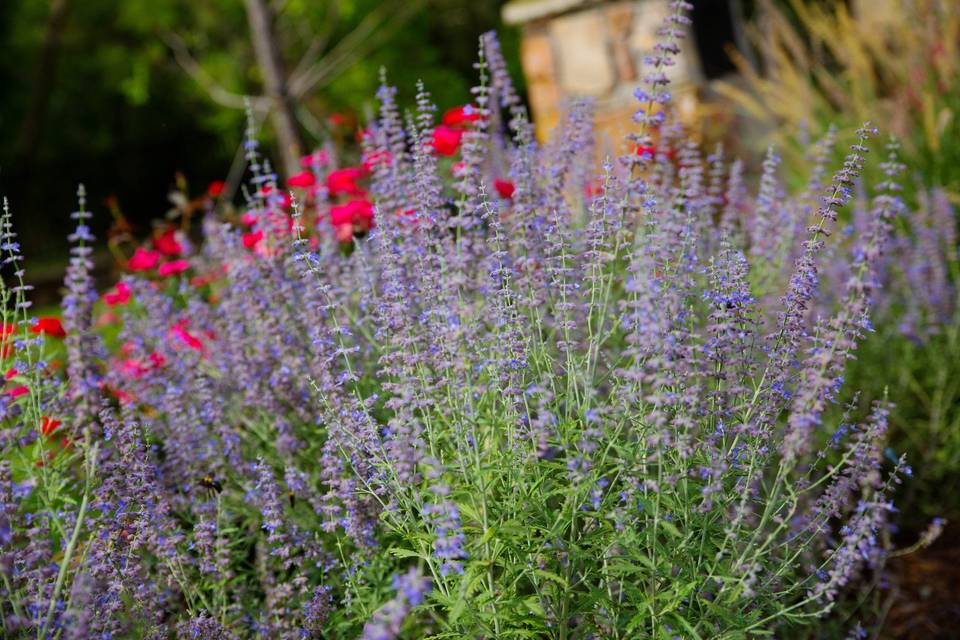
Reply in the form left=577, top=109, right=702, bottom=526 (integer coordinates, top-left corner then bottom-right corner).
left=288, top=490, right=296, bottom=508
left=199, top=474, right=223, bottom=493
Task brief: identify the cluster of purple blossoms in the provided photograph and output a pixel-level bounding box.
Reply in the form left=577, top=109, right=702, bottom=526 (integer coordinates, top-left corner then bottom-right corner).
left=0, top=1, right=946, bottom=637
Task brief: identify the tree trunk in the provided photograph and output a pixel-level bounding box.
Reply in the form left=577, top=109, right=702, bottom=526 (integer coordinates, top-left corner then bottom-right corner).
left=16, top=0, right=71, bottom=166
left=244, top=0, right=304, bottom=178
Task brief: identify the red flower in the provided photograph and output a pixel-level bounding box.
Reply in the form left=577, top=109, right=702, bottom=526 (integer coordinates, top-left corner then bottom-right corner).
left=397, top=208, right=419, bottom=224
left=442, top=104, right=482, bottom=127
left=431, top=125, right=463, bottom=156
left=260, top=186, right=293, bottom=209
left=128, top=247, right=160, bottom=271
left=329, top=112, right=348, bottom=127
left=584, top=180, right=603, bottom=198
left=40, top=416, right=61, bottom=437
left=31, top=317, right=66, bottom=338
left=334, top=224, right=354, bottom=243
left=362, top=150, right=392, bottom=172
left=356, top=127, right=373, bottom=144
left=636, top=145, right=657, bottom=158
left=330, top=199, right=374, bottom=227
left=300, top=150, right=328, bottom=169
left=494, top=179, right=515, bottom=199
left=109, top=386, right=135, bottom=404
left=158, top=260, right=191, bottom=277
left=635, top=145, right=674, bottom=160
left=208, top=180, right=226, bottom=197
left=5, top=385, right=29, bottom=399
left=242, top=230, right=264, bottom=250
left=326, top=168, right=367, bottom=197
left=120, top=358, right=146, bottom=378
left=148, top=352, right=166, bottom=368
left=287, top=171, right=317, bottom=189
left=170, top=321, right=204, bottom=351
left=4, top=368, right=16, bottom=381
left=451, top=161, right=468, bottom=177
left=103, top=281, right=132, bottom=306
left=154, top=228, right=183, bottom=256
left=241, top=211, right=258, bottom=226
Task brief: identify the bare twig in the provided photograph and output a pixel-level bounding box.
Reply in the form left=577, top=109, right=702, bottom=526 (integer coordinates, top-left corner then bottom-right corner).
left=289, top=0, right=423, bottom=98
left=160, top=30, right=269, bottom=112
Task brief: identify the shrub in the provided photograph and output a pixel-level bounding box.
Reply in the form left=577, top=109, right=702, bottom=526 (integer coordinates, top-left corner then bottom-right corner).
left=0, top=3, right=926, bottom=637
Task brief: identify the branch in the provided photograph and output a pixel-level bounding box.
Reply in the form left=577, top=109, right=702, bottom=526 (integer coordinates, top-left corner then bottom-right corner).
left=289, top=0, right=423, bottom=98
left=289, top=0, right=341, bottom=83
left=160, top=30, right=269, bottom=111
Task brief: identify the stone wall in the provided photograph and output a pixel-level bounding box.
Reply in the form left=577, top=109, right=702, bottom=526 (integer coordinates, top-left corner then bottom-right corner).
left=505, top=0, right=701, bottom=149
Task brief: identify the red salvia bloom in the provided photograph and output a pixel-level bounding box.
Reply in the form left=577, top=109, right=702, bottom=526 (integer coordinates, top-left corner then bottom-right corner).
left=287, top=171, right=317, bottom=189
left=40, top=416, right=61, bottom=437
left=431, top=126, right=463, bottom=156
left=442, top=104, right=482, bottom=127
left=31, top=317, right=66, bottom=338
left=243, top=230, right=264, bottom=250
left=170, top=321, right=204, bottom=351
left=158, top=260, right=191, bottom=277
left=6, top=385, right=29, bottom=398
left=300, top=150, right=329, bottom=169
left=128, top=247, right=160, bottom=272
left=103, top=281, right=132, bottom=306
left=334, top=224, right=354, bottom=243
left=362, top=150, right=392, bottom=172
left=154, top=228, right=183, bottom=256
left=326, top=168, right=367, bottom=197
left=207, top=180, right=226, bottom=197
left=494, top=179, right=516, bottom=199
left=330, top=199, right=374, bottom=227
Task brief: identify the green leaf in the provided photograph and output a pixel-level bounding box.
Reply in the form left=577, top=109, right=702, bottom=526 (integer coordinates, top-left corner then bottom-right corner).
left=387, top=547, right=424, bottom=560
left=532, top=569, right=568, bottom=588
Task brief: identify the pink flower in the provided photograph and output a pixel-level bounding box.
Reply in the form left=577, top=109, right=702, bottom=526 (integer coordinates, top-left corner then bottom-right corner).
left=451, top=161, right=468, bottom=177
left=154, top=228, right=183, bottom=256
left=442, top=104, right=482, bottom=127
left=158, top=260, right=191, bottom=277
left=431, top=125, right=463, bottom=156
left=287, top=171, right=317, bottom=189
left=103, top=281, right=132, bottom=306
left=31, top=317, right=66, bottom=338
left=494, top=179, right=515, bottom=199
left=128, top=247, right=160, bottom=271
left=241, top=211, right=258, bottom=226
left=5, top=385, right=29, bottom=399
